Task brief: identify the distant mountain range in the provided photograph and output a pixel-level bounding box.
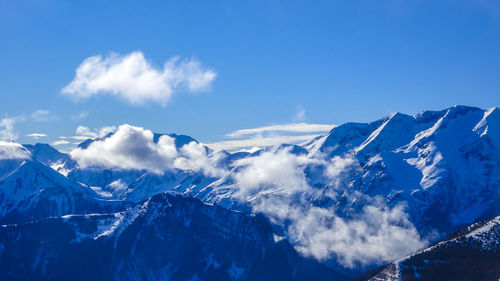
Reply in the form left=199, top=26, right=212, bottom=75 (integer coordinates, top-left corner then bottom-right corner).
left=0, top=105, right=498, bottom=280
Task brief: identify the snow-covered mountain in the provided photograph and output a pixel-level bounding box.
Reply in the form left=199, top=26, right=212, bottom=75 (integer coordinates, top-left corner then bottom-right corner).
left=366, top=215, right=500, bottom=281
left=3, top=105, right=499, bottom=279
left=0, top=142, right=125, bottom=224
left=0, top=192, right=346, bottom=281
left=173, top=105, right=499, bottom=241
left=300, top=105, right=500, bottom=236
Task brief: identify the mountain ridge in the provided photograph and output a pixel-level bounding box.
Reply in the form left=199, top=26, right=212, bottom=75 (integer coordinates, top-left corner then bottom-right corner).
left=3, top=105, right=499, bottom=278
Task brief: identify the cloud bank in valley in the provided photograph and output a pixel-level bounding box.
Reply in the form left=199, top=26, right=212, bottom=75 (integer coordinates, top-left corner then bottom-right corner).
left=62, top=51, right=216, bottom=106
left=230, top=147, right=426, bottom=267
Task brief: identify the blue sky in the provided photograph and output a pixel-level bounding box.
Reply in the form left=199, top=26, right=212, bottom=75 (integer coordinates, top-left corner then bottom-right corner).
left=0, top=0, right=499, bottom=150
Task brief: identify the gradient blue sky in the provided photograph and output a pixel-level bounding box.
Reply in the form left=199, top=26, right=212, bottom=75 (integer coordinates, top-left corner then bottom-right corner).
left=0, top=0, right=499, bottom=149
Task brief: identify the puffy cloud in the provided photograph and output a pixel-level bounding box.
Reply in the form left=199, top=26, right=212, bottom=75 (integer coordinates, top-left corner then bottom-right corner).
left=69, top=124, right=220, bottom=176
left=174, top=141, right=223, bottom=177
left=0, top=141, right=31, bottom=160
left=289, top=203, right=425, bottom=267
left=233, top=148, right=316, bottom=198
left=70, top=124, right=178, bottom=173
left=62, top=51, right=216, bottom=106
left=230, top=147, right=426, bottom=267
left=26, top=133, right=47, bottom=139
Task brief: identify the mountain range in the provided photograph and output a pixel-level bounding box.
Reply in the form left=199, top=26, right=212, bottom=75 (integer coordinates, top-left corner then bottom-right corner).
left=0, top=105, right=499, bottom=280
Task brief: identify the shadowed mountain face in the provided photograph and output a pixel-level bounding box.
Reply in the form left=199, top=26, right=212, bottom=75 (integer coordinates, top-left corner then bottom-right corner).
left=0, top=193, right=347, bottom=281
left=365, top=215, right=500, bottom=281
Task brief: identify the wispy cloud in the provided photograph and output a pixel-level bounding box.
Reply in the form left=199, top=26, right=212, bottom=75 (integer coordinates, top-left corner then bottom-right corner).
left=60, top=136, right=92, bottom=141
left=0, top=118, right=17, bottom=141
left=75, top=125, right=116, bottom=138
left=204, top=121, right=334, bottom=152
left=226, top=123, right=334, bottom=138
left=26, top=133, right=47, bottom=139
left=52, top=140, right=70, bottom=146
left=62, top=51, right=216, bottom=106
left=204, top=134, right=321, bottom=151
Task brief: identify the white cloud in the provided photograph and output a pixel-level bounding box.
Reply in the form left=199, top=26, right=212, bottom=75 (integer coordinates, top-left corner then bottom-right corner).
left=106, top=179, right=128, bottom=193
left=62, top=51, right=216, bottom=106
left=56, top=126, right=116, bottom=149
left=52, top=140, right=70, bottom=146
left=233, top=148, right=316, bottom=198
left=204, top=121, right=334, bottom=152
left=230, top=147, right=426, bottom=267
left=0, top=141, right=31, bottom=160
left=204, top=134, right=321, bottom=152
left=0, top=118, right=17, bottom=141
left=75, top=125, right=116, bottom=138
left=60, top=136, right=92, bottom=141
left=26, top=133, right=47, bottom=139
left=69, top=124, right=220, bottom=176
left=288, top=202, right=425, bottom=267
left=70, top=124, right=177, bottom=173
left=226, top=123, right=334, bottom=138
left=208, top=120, right=334, bottom=152
left=174, top=141, right=223, bottom=177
